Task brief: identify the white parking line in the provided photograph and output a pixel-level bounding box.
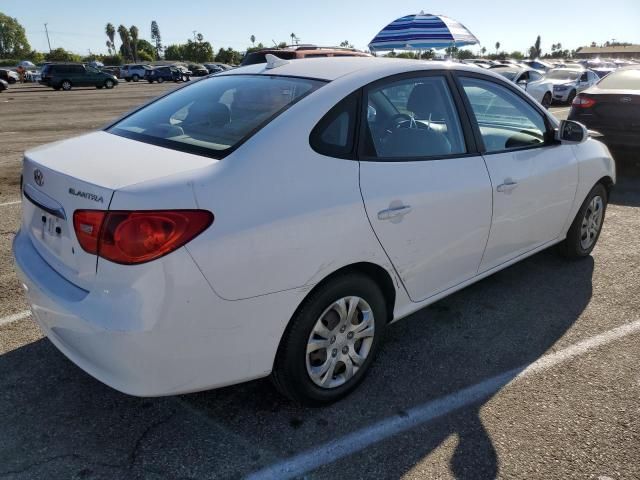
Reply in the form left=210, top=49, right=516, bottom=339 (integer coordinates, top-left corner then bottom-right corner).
left=0, top=310, right=31, bottom=328
left=0, top=200, right=20, bottom=208
left=247, top=319, right=640, bottom=480
left=550, top=107, right=571, bottom=113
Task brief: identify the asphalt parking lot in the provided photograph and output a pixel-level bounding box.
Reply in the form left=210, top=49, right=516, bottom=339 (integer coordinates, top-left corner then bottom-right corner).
left=0, top=81, right=639, bottom=480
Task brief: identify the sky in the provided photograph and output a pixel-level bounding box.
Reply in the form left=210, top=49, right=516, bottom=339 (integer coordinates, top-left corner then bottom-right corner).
left=3, top=0, right=639, bottom=56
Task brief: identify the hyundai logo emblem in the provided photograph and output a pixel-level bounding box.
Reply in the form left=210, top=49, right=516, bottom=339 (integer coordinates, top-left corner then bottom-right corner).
left=33, top=169, right=44, bottom=187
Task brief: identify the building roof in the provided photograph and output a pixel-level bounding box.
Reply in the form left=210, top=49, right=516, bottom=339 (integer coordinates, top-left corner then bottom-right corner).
left=577, top=45, right=640, bottom=54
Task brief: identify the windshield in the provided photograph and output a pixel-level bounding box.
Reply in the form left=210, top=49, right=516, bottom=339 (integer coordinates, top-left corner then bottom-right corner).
left=494, top=70, right=519, bottom=81
left=546, top=70, right=580, bottom=81
left=109, top=74, right=324, bottom=157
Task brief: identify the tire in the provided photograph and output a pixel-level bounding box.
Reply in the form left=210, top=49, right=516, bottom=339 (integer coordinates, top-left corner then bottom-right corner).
left=132, top=74, right=139, bottom=82
left=559, top=183, right=608, bottom=259
left=61, top=80, right=72, bottom=91
left=541, top=92, right=552, bottom=109
left=272, top=273, right=386, bottom=405
left=8, top=77, right=16, bottom=84
left=567, top=89, right=577, bottom=105
left=125, top=78, right=131, bottom=82
left=157, top=77, right=165, bottom=84
left=105, top=79, right=115, bottom=89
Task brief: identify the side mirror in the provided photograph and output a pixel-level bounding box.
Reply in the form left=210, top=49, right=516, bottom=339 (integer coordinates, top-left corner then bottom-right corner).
left=517, top=80, right=528, bottom=90
left=556, top=120, right=588, bottom=144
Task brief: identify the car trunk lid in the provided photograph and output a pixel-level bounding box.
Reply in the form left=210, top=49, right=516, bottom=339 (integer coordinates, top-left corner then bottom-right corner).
left=21, top=131, right=216, bottom=290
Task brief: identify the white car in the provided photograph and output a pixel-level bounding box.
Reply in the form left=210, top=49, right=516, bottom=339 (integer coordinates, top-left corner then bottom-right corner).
left=491, top=66, right=553, bottom=108
left=13, top=57, right=615, bottom=405
left=546, top=68, right=600, bottom=103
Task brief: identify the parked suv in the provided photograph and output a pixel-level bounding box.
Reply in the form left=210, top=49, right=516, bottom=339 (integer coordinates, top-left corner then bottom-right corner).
left=120, top=64, right=151, bottom=82
left=144, top=66, right=183, bottom=83
left=241, top=45, right=371, bottom=66
left=39, top=63, right=118, bottom=91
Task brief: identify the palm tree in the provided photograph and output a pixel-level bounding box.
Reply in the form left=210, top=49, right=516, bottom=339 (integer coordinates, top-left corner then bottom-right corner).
left=250, top=35, right=256, bottom=46
left=481, top=46, right=486, bottom=57
left=495, top=41, right=500, bottom=54
left=105, top=23, right=116, bottom=55
left=117, top=25, right=131, bottom=61
left=129, top=25, right=139, bottom=62
left=290, top=33, right=297, bottom=45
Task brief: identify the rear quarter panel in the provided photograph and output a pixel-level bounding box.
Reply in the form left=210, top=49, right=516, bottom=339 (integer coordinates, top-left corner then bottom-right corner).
left=186, top=79, right=398, bottom=301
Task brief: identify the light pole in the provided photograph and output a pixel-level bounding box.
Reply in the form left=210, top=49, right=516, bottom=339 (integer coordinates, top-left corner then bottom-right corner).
left=44, top=23, right=52, bottom=52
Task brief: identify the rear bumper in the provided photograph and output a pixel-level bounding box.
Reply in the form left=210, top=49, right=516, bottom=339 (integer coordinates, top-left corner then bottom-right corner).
left=12, top=228, right=297, bottom=396
left=569, top=114, right=640, bottom=149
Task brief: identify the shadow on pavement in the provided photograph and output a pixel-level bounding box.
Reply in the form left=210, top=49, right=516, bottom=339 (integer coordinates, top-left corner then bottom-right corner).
left=0, top=248, right=595, bottom=479
left=610, top=150, right=640, bottom=208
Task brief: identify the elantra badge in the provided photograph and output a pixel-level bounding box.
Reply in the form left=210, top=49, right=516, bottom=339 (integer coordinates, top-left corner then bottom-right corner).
left=33, top=169, right=44, bottom=187
left=69, top=188, right=104, bottom=203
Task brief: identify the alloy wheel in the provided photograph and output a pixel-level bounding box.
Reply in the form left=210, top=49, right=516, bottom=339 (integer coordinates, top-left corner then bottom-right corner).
left=580, top=195, right=603, bottom=250
left=305, top=296, right=375, bottom=389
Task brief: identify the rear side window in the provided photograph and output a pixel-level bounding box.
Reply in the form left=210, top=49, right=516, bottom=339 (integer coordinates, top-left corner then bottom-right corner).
left=109, top=75, right=324, bottom=158
left=310, top=92, right=359, bottom=158
left=597, top=69, right=640, bottom=89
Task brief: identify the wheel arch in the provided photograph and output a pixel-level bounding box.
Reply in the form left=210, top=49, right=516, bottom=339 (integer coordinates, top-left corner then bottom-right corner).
left=597, top=175, right=614, bottom=197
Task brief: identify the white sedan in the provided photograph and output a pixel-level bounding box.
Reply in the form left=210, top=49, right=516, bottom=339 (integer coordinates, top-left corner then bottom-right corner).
left=490, top=66, right=553, bottom=108
left=13, top=57, right=615, bottom=405
left=546, top=68, right=600, bottom=103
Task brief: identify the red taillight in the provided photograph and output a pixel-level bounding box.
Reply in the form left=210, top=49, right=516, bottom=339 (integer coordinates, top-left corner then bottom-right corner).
left=73, top=210, right=106, bottom=254
left=572, top=95, right=596, bottom=108
left=73, top=210, right=213, bottom=265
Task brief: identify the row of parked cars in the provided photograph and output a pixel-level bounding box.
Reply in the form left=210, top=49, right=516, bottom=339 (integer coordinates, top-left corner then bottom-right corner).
left=460, top=57, right=638, bottom=109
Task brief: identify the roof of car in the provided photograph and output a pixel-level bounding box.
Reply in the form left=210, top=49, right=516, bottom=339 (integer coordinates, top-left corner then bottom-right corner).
left=220, top=57, right=482, bottom=81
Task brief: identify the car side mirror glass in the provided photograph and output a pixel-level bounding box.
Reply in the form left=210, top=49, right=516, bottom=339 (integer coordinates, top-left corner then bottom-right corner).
left=557, top=120, right=588, bottom=144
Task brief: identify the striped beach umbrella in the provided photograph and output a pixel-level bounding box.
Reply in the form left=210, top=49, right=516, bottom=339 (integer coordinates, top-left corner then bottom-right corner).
left=368, top=13, right=479, bottom=52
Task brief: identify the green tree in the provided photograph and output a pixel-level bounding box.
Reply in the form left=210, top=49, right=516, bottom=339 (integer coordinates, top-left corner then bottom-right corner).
left=137, top=39, right=155, bottom=60
left=182, top=35, right=214, bottom=62
left=129, top=26, right=139, bottom=62
left=530, top=35, right=542, bottom=58
left=105, top=23, right=116, bottom=55
left=150, top=21, right=162, bottom=59
left=45, top=48, right=81, bottom=62
left=0, top=13, right=31, bottom=57
left=510, top=50, right=524, bottom=60
left=164, top=44, right=184, bottom=60
left=339, top=40, right=353, bottom=48
left=214, top=47, right=241, bottom=65
left=456, top=49, right=474, bottom=60
left=117, top=25, right=131, bottom=60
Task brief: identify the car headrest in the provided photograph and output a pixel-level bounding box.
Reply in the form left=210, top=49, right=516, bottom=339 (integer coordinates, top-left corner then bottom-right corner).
left=406, top=83, right=447, bottom=120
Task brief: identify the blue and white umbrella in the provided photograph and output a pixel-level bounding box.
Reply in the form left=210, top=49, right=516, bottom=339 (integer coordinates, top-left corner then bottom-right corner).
left=368, top=13, right=479, bottom=52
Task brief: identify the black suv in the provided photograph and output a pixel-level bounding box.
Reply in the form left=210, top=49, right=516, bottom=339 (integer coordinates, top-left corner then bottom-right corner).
left=40, top=63, right=118, bottom=91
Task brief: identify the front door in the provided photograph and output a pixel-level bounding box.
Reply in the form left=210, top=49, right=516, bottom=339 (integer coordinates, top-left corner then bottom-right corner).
left=456, top=75, right=578, bottom=272
left=359, top=73, right=493, bottom=302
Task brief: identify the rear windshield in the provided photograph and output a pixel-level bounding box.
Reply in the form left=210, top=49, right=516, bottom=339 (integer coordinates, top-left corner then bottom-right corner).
left=546, top=70, right=580, bottom=81
left=494, top=69, right=518, bottom=81
left=241, top=51, right=297, bottom=66
left=597, top=69, right=640, bottom=90
left=109, top=74, right=324, bottom=158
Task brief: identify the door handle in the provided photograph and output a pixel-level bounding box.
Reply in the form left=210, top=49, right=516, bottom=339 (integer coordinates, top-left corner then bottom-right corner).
left=377, top=205, right=412, bottom=221
left=496, top=180, right=518, bottom=194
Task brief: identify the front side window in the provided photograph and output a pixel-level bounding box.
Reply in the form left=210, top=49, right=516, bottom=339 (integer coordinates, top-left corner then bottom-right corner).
left=109, top=75, right=324, bottom=157
left=364, top=75, right=466, bottom=159
left=460, top=77, right=548, bottom=152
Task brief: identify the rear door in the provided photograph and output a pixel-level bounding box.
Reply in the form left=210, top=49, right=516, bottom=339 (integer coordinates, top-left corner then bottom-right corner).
left=358, top=72, right=492, bottom=302
left=456, top=74, right=578, bottom=272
